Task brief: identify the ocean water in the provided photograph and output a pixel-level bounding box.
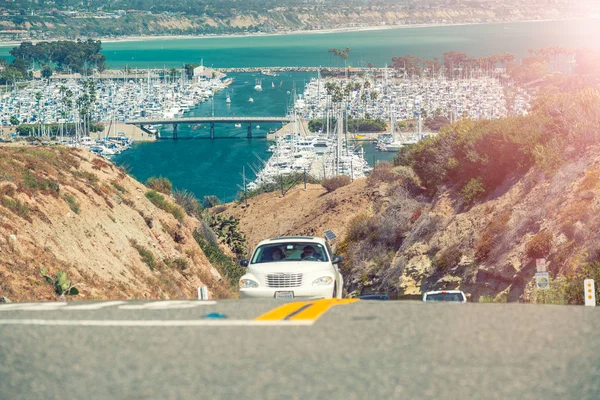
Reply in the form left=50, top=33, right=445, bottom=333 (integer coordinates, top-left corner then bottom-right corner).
left=2, top=19, right=598, bottom=202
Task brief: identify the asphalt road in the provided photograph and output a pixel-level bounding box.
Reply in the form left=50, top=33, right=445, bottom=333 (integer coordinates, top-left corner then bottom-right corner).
left=1, top=299, right=599, bottom=400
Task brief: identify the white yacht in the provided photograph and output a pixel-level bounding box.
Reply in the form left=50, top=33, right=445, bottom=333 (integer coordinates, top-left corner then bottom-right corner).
left=254, top=79, right=263, bottom=91
left=248, top=97, right=254, bottom=103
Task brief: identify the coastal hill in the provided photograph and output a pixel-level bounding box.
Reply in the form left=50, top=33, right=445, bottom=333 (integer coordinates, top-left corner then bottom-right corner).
left=0, top=0, right=594, bottom=41
left=222, top=149, right=600, bottom=302
left=0, top=144, right=229, bottom=302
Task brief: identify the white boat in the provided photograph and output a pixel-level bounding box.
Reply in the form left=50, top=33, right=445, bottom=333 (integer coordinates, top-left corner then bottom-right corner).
left=256, top=125, right=260, bottom=129
left=226, top=91, right=231, bottom=104
left=271, top=82, right=275, bottom=88
left=235, top=123, right=242, bottom=128
left=254, top=79, right=262, bottom=91
left=248, top=97, right=254, bottom=103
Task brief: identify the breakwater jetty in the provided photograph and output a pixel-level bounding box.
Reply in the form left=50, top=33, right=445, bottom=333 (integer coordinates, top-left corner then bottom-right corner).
left=214, top=66, right=387, bottom=73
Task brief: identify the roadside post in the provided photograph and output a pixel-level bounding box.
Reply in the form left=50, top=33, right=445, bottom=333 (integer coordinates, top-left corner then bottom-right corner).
left=584, top=279, right=596, bottom=307
left=198, top=286, right=209, bottom=300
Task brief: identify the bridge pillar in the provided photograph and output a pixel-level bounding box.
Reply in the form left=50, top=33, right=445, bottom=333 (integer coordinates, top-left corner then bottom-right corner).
left=173, top=123, right=178, bottom=140
left=247, top=123, right=252, bottom=139
left=210, top=122, right=215, bottom=139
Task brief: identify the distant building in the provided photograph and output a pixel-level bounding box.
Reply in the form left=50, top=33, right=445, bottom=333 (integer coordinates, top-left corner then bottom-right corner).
left=193, top=65, right=225, bottom=81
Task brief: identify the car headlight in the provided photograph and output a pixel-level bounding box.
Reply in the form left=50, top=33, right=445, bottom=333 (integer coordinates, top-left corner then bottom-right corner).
left=312, top=276, right=333, bottom=286
left=240, top=279, right=258, bottom=288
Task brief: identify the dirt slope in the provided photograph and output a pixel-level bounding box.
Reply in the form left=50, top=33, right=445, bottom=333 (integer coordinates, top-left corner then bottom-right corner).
left=0, top=145, right=228, bottom=302
left=221, top=180, right=374, bottom=254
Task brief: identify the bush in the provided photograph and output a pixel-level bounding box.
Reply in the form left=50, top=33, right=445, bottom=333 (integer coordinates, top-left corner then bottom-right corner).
left=203, top=195, right=221, bottom=208
left=173, top=189, right=203, bottom=217
left=346, top=214, right=378, bottom=243
left=432, top=245, right=462, bottom=273
left=164, top=257, right=189, bottom=271
left=1, top=196, right=30, bottom=220
left=460, top=177, right=486, bottom=207
left=146, top=176, right=172, bottom=194
left=193, top=229, right=246, bottom=288
left=111, top=181, right=127, bottom=193
left=321, top=175, right=351, bottom=192
left=145, top=190, right=185, bottom=222
left=130, top=239, right=155, bottom=270
left=367, top=162, right=396, bottom=186
left=63, top=192, right=80, bottom=214
left=525, top=230, right=553, bottom=259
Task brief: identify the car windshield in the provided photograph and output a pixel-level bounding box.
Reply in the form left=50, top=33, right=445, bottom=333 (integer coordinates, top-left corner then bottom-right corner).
left=425, top=293, right=465, bottom=302
left=251, top=242, right=329, bottom=263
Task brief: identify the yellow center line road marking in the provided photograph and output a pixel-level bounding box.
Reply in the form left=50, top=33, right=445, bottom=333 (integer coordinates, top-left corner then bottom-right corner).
left=255, top=299, right=358, bottom=322
left=254, top=301, right=312, bottom=321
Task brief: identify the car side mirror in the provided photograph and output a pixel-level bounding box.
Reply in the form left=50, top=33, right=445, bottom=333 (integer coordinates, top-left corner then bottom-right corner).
left=332, top=256, right=343, bottom=264
left=240, top=260, right=249, bottom=267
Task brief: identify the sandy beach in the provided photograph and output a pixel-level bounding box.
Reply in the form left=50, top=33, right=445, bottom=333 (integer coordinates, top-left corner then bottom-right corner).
left=0, top=18, right=574, bottom=48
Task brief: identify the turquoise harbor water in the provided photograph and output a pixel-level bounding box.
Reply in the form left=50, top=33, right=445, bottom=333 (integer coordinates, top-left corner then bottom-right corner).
left=2, top=19, right=599, bottom=202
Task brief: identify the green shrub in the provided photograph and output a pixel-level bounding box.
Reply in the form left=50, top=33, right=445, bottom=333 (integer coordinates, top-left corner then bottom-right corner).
left=460, top=177, right=486, bottom=207
left=165, top=257, right=189, bottom=271
left=203, top=213, right=247, bottom=257
left=203, top=195, right=221, bottom=208
left=40, top=268, right=79, bottom=296
left=525, top=230, right=553, bottom=259
left=321, top=175, right=351, bottom=192
left=111, top=181, right=127, bottom=193
left=193, top=229, right=246, bottom=288
left=23, top=170, right=38, bottom=191
left=63, top=192, right=80, bottom=214
left=1, top=196, right=30, bottom=220
left=130, top=239, right=155, bottom=270
left=173, top=189, right=203, bottom=217
left=146, top=176, right=172, bottom=194
left=145, top=190, right=185, bottom=222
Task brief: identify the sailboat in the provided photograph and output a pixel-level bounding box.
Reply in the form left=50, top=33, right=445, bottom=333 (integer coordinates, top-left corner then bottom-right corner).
left=248, top=97, right=254, bottom=103
left=271, top=82, right=275, bottom=88
left=254, top=78, right=262, bottom=91
left=226, top=91, right=231, bottom=104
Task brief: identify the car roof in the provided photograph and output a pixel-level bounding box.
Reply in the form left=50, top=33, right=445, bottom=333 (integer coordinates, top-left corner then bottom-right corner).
left=255, top=236, right=327, bottom=247
left=424, top=290, right=465, bottom=295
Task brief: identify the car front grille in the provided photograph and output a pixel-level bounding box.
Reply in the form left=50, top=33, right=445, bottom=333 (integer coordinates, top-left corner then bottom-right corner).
left=266, top=273, right=303, bottom=288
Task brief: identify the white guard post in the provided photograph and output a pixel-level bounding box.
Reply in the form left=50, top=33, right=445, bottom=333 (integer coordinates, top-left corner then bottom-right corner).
left=198, top=286, right=209, bottom=300
left=584, top=279, right=596, bottom=307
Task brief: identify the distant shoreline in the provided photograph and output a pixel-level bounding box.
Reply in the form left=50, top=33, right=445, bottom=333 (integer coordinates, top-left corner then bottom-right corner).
left=0, top=17, right=588, bottom=48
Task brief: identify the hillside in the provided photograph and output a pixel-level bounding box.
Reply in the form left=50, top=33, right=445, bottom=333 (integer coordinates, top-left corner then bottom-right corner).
left=1, top=1, right=592, bottom=41
left=0, top=144, right=229, bottom=302
left=221, top=148, right=600, bottom=303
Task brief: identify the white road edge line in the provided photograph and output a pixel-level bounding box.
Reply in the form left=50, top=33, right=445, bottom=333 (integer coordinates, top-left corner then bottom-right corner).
left=0, top=319, right=314, bottom=327
left=62, top=301, right=127, bottom=310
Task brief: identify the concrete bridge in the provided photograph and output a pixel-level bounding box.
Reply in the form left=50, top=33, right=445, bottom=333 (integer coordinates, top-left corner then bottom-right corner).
left=125, top=116, right=292, bottom=139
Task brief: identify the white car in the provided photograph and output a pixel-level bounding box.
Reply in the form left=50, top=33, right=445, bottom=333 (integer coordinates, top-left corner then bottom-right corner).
left=239, top=236, right=344, bottom=300
left=422, top=290, right=467, bottom=303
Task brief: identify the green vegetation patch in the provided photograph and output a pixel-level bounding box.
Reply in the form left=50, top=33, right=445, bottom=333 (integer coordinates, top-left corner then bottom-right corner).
left=129, top=239, right=156, bottom=270
left=193, top=229, right=246, bottom=288
left=145, top=190, right=185, bottom=222
left=1, top=196, right=30, bottom=220
left=63, top=192, right=80, bottom=214
left=146, top=176, right=173, bottom=194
